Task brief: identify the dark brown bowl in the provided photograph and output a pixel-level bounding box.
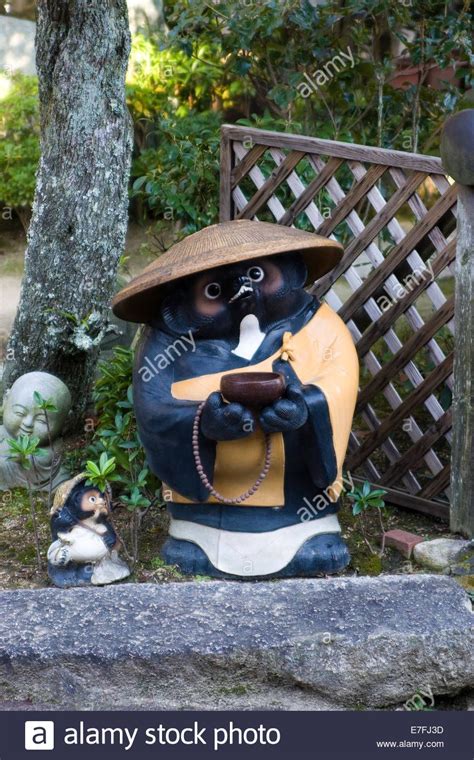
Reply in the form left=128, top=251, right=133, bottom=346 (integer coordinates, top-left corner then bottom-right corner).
left=220, top=372, right=286, bottom=409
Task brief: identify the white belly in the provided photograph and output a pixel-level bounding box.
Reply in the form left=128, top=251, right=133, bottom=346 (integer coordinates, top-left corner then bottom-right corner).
left=48, top=525, right=108, bottom=564
left=169, top=514, right=341, bottom=576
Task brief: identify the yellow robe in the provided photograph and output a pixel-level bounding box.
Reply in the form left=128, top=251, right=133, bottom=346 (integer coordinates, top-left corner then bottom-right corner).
left=165, top=304, right=359, bottom=507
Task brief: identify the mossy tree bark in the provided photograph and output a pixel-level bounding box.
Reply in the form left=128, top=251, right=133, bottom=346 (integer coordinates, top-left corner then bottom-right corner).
left=4, top=0, right=133, bottom=426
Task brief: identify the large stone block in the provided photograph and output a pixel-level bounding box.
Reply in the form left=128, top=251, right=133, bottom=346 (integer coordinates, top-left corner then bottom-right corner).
left=0, top=576, right=472, bottom=710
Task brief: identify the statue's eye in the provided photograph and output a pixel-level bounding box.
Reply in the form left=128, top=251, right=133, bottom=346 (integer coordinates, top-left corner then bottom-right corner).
left=247, top=266, right=264, bottom=282
left=204, top=282, right=221, bottom=300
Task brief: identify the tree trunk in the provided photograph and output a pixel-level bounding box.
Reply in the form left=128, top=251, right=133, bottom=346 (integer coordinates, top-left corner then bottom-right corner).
left=4, top=0, right=133, bottom=426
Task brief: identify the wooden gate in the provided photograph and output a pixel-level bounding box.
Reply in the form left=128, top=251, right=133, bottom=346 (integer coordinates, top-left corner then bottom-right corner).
left=219, top=124, right=457, bottom=519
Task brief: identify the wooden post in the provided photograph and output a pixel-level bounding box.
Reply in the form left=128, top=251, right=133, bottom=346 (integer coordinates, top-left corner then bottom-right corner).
left=219, top=126, right=233, bottom=221
left=440, top=109, right=474, bottom=538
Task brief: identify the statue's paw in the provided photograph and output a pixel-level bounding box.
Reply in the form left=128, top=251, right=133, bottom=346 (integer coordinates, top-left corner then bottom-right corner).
left=201, top=392, right=254, bottom=441
left=161, top=537, right=224, bottom=578
left=280, top=533, right=350, bottom=577
left=47, top=561, right=94, bottom=588
left=259, top=384, right=308, bottom=433
left=58, top=546, right=71, bottom=566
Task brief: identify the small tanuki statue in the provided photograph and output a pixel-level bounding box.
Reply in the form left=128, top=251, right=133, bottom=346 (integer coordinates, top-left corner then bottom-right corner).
left=47, top=473, right=130, bottom=587
left=113, top=220, right=359, bottom=578
left=0, top=371, right=71, bottom=491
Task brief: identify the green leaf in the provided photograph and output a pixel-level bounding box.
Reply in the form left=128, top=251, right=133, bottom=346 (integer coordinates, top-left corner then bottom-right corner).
left=367, top=489, right=387, bottom=498
left=33, top=448, right=48, bottom=459
left=367, top=498, right=385, bottom=509
left=85, top=461, right=101, bottom=477
left=132, top=175, right=147, bottom=192
left=7, top=434, right=42, bottom=459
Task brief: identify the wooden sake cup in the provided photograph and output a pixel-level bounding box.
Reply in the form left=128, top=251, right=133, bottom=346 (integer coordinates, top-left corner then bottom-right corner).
left=220, top=371, right=286, bottom=409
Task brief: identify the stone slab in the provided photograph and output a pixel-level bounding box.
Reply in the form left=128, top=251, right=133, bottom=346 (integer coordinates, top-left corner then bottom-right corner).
left=0, top=576, right=473, bottom=710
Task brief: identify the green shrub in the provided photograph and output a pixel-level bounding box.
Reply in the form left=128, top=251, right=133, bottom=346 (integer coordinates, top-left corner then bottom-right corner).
left=85, top=346, right=163, bottom=564
left=347, top=481, right=388, bottom=557
left=131, top=110, right=221, bottom=235
left=166, top=0, right=473, bottom=152
left=126, top=33, right=243, bottom=126
left=86, top=346, right=160, bottom=502
left=0, top=73, right=40, bottom=224
left=3, top=7, right=471, bottom=238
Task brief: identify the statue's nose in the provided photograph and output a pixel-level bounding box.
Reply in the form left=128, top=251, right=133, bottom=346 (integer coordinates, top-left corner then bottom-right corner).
left=228, top=275, right=254, bottom=303
left=21, top=414, right=34, bottom=431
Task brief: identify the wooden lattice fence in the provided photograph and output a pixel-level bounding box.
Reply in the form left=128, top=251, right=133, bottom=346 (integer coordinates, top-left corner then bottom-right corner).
left=220, top=124, right=458, bottom=520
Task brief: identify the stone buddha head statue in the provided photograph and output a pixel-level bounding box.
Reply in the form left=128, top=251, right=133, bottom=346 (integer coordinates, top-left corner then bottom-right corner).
left=2, top=371, right=72, bottom=444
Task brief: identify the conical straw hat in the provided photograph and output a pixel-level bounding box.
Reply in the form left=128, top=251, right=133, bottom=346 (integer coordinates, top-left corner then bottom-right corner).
left=112, top=219, right=343, bottom=323
left=51, top=473, right=112, bottom=515
left=51, top=473, right=88, bottom=515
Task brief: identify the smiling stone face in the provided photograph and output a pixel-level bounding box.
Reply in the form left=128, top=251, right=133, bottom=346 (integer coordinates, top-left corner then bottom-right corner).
left=2, top=371, right=72, bottom=444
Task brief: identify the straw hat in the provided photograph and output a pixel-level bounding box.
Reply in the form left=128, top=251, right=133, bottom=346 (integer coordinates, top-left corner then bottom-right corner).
left=51, top=473, right=88, bottom=515
left=112, top=220, right=343, bottom=323
left=51, top=473, right=112, bottom=515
